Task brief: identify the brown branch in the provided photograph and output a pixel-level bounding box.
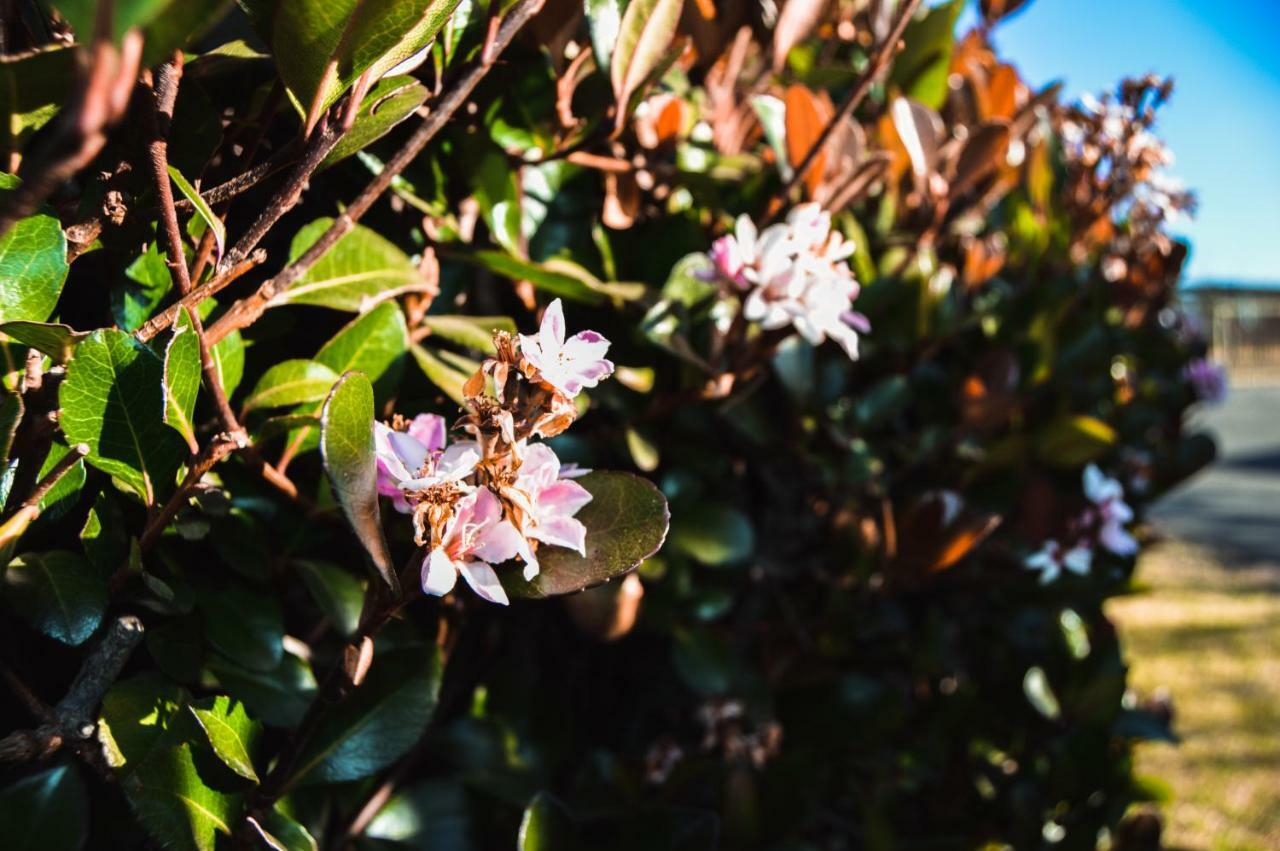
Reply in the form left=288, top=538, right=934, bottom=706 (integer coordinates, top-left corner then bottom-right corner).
left=133, top=250, right=266, bottom=343
left=761, top=0, right=923, bottom=223
left=143, top=53, right=244, bottom=439
left=0, top=616, right=144, bottom=765
left=19, top=442, right=89, bottom=511
left=172, top=144, right=299, bottom=214
left=205, top=0, right=550, bottom=346
left=137, top=436, right=237, bottom=553
left=0, top=3, right=141, bottom=239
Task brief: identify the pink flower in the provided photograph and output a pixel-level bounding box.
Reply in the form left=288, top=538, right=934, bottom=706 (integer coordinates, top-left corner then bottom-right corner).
left=506, top=443, right=593, bottom=579
left=422, top=488, right=524, bottom=605
left=373, top=414, right=478, bottom=512
left=519, top=298, right=615, bottom=397
left=1183, top=357, right=1227, bottom=405
left=1025, top=540, right=1093, bottom=584
left=1083, top=464, right=1137, bottom=556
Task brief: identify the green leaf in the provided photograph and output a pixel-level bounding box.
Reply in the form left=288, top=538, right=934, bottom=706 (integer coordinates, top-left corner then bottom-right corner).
left=0, top=764, right=89, bottom=851
left=265, top=0, right=460, bottom=127
left=3, top=550, right=106, bottom=645
left=201, top=299, right=246, bottom=396
left=53, top=0, right=231, bottom=66
left=321, top=75, right=431, bottom=168
left=0, top=390, right=21, bottom=466
left=610, top=0, right=682, bottom=129
left=254, top=413, right=321, bottom=443
left=0, top=320, right=89, bottom=363
left=411, top=343, right=473, bottom=405
left=321, top=371, right=397, bottom=591
left=35, top=440, right=87, bottom=518
left=206, top=648, right=317, bottom=728
left=519, top=792, right=581, bottom=851
left=188, top=695, right=262, bottom=782
left=585, top=0, right=624, bottom=73
left=421, top=314, right=515, bottom=353
left=272, top=218, right=424, bottom=312
left=465, top=251, right=646, bottom=306
left=0, top=174, right=69, bottom=324
left=81, top=491, right=127, bottom=572
left=248, top=808, right=319, bottom=851
left=503, top=472, right=670, bottom=599
left=294, top=558, right=365, bottom=636
left=0, top=46, right=76, bottom=149
left=243, top=359, right=339, bottom=413
left=115, top=241, right=172, bottom=332
left=163, top=308, right=202, bottom=454
left=59, top=329, right=185, bottom=504
left=366, top=778, right=470, bottom=848
left=1035, top=414, right=1117, bottom=467
left=889, top=0, right=965, bottom=109
left=291, top=646, right=442, bottom=785
left=99, top=675, right=240, bottom=851
left=167, top=165, right=225, bottom=258
left=198, top=585, right=284, bottom=672
left=669, top=505, right=754, bottom=567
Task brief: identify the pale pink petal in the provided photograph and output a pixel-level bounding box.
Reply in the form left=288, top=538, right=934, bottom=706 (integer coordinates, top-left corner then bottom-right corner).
left=519, top=443, right=562, bottom=487
left=1063, top=546, right=1093, bottom=575
left=387, top=430, right=429, bottom=474
left=537, top=479, right=592, bottom=518
left=437, top=442, right=481, bottom=480
left=1108, top=499, right=1134, bottom=525
left=516, top=534, right=540, bottom=580
left=518, top=332, right=546, bottom=372
left=422, top=548, right=458, bottom=596
left=559, top=463, right=591, bottom=478
left=530, top=516, right=587, bottom=556
left=562, top=332, right=611, bottom=364
left=458, top=561, right=509, bottom=605
left=471, top=519, right=524, bottom=565
left=407, top=414, right=447, bottom=452
left=1100, top=524, right=1138, bottom=556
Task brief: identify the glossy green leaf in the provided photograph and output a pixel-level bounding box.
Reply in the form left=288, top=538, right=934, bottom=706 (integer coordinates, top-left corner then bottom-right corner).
left=1035, top=414, right=1117, bottom=467
left=243, top=359, right=339, bottom=413
left=163, top=308, right=202, bottom=454
left=0, top=320, right=89, bottom=363
left=0, top=46, right=76, bottom=149
left=34, top=440, right=87, bottom=519
left=201, top=299, right=246, bottom=397
left=255, top=413, right=321, bottom=442
left=0, top=173, right=69, bottom=325
left=291, top=646, right=442, bottom=785
left=365, top=778, right=470, bottom=848
left=59, top=329, right=185, bottom=505
left=889, top=0, right=965, bottom=109
left=115, top=241, right=172, bottom=332
left=188, top=695, right=262, bottom=782
left=421, top=314, right=516, bottom=353
left=585, top=0, right=624, bottom=73
left=3, top=550, right=106, bottom=646
left=466, top=251, right=642, bottom=306
left=519, top=792, right=581, bottom=851
left=410, top=343, right=474, bottom=404
left=272, top=218, right=425, bottom=312
left=295, top=558, right=365, bottom=636
left=167, top=165, right=225, bottom=258
left=198, top=585, right=284, bottom=672
left=53, top=0, right=231, bottom=66
left=80, top=491, right=127, bottom=573
left=0, top=391, right=21, bottom=466
left=321, top=75, right=431, bottom=168
left=248, top=809, right=319, bottom=851
left=321, top=371, right=397, bottom=591
left=265, top=0, right=460, bottom=126
left=99, top=675, right=240, bottom=851
left=0, top=764, right=89, bottom=851
left=610, top=0, right=682, bottom=129
left=669, top=505, right=754, bottom=567
left=504, top=472, right=670, bottom=599
left=206, top=647, right=317, bottom=728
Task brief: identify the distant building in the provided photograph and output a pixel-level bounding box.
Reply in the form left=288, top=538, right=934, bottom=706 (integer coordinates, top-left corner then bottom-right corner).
left=1181, top=280, right=1280, bottom=372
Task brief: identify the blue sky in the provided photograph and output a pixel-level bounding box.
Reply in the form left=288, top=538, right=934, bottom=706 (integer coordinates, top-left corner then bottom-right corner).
left=964, top=0, right=1280, bottom=284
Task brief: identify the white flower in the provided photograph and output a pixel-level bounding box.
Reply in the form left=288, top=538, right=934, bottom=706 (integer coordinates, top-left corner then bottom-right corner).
left=374, top=415, right=479, bottom=512
left=502, top=443, right=593, bottom=580
left=1083, top=464, right=1138, bottom=556
left=519, top=298, right=615, bottom=397
left=1025, top=540, right=1093, bottom=584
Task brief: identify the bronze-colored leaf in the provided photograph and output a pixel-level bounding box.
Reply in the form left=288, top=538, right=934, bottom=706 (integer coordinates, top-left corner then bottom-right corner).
left=784, top=84, right=832, bottom=199
left=772, top=0, right=829, bottom=72
left=950, top=121, right=1010, bottom=197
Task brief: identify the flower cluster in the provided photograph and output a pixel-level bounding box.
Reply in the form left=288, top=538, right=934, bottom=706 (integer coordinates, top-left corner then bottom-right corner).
left=1183, top=357, right=1227, bottom=405
left=705, top=203, right=869, bottom=360
left=1025, top=464, right=1138, bottom=584
left=374, top=299, right=614, bottom=605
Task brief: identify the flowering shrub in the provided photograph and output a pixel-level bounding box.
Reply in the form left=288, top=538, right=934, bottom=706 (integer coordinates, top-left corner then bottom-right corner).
left=0, top=1, right=1226, bottom=849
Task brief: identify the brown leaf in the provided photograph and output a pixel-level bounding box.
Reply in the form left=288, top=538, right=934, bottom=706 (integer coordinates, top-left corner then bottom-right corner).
left=611, top=0, right=685, bottom=132
left=979, top=0, right=1032, bottom=25
left=772, top=0, right=830, bottom=73
left=784, top=84, right=833, bottom=199
left=603, top=171, right=640, bottom=229
left=950, top=121, right=1010, bottom=197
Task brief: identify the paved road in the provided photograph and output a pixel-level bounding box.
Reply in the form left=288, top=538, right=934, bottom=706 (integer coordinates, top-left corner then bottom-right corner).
left=1151, top=385, right=1280, bottom=564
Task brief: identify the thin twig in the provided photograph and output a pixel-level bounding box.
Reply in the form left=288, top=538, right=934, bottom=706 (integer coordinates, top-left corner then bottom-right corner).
left=173, top=144, right=299, bottom=214
left=761, top=0, right=922, bottom=223
left=206, top=0, right=549, bottom=345
left=19, top=442, right=90, bottom=511
left=137, top=436, right=236, bottom=552
left=133, top=249, right=266, bottom=343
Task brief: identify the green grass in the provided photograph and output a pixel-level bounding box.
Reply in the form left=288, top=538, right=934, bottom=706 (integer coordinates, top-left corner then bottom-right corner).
left=1107, top=539, right=1280, bottom=851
